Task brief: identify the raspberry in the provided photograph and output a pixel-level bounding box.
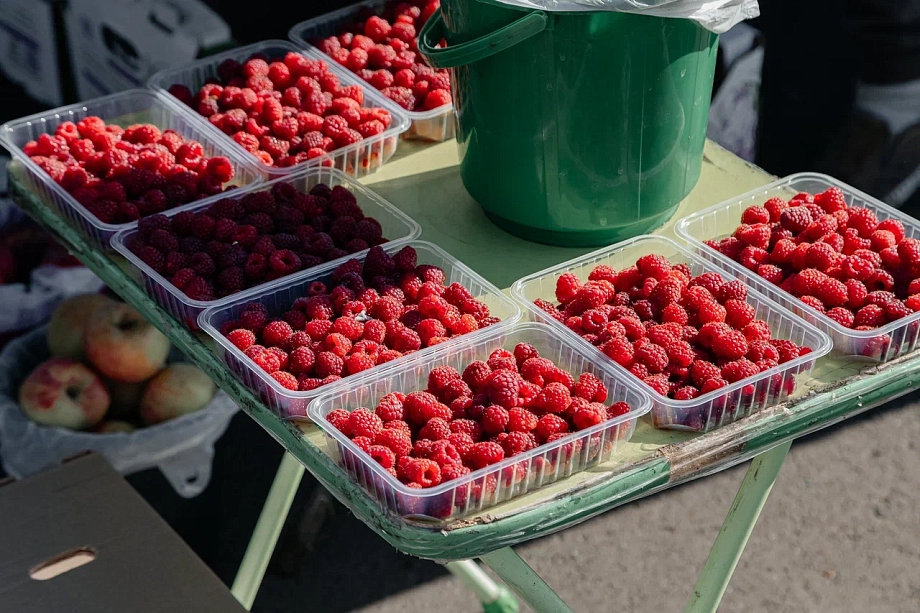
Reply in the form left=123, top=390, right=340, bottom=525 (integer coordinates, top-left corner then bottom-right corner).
left=418, top=417, right=451, bottom=441
left=324, top=333, right=353, bottom=357
left=404, top=391, right=440, bottom=425
left=700, top=377, right=729, bottom=394
left=554, top=272, right=581, bottom=304
left=601, top=338, right=634, bottom=367
left=269, top=371, right=299, bottom=390
left=534, top=414, right=569, bottom=442
left=665, top=341, right=694, bottom=368
left=804, top=242, right=838, bottom=271
left=770, top=340, right=800, bottom=363
left=779, top=206, right=813, bottom=233
left=497, top=431, right=536, bottom=457
left=573, top=403, right=607, bottom=430
left=375, top=428, right=412, bottom=457
left=315, top=351, right=344, bottom=377
left=825, top=307, right=855, bottom=327
left=721, top=359, right=760, bottom=383
left=746, top=340, right=780, bottom=363
left=467, top=442, right=504, bottom=469
left=573, top=372, right=607, bottom=402
left=250, top=349, right=280, bottom=372
left=487, top=349, right=517, bottom=372
left=814, top=187, right=847, bottom=212
left=288, top=346, right=316, bottom=375
left=898, top=238, right=920, bottom=266
left=877, top=218, right=905, bottom=242
left=711, top=329, right=748, bottom=360
left=690, top=361, right=721, bottom=387
left=227, top=329, right=256, bottom=351
left=506, top=407, right=538, bottom=432
left=724, top=299, right=756, bottom=329
left=816, top=277, right=848, bottom=307
left=535, top=382, right=572, bottom=414
left=848, top=207, right=878, bottom=237
left=636, top=254, right=671, bottom=280
left=487, top=370, right=522, bottom=408
left=403, top=458, right=441, bottom=487
left=262, top=320, right=293, bottom=347
left=325, top=407, right=355, bottom=435
left=853, top=304, right=885, bottom=328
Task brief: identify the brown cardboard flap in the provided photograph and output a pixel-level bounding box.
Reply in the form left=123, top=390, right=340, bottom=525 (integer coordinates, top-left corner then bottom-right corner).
left=0, top=453, right=245, bottom=613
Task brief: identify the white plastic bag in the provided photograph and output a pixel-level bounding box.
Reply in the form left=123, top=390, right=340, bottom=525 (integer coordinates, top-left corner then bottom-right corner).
left=0, top=328, right=238, bottom=497
left=490, top=0, right=758, bottom=34
left=0, top=266, right=105, bottom=334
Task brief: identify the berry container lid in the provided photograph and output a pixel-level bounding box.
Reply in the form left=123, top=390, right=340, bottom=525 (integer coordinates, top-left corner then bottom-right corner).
left=199, top=240, right=523, bottom=418
left=675, top=173, right=920, bottom=363
left=111, top=164, right=421, bottom=330
left=307, top=322, right=652, bottom=522
left=0, top=89, right=263, bottom=249
left=288, top=1, right=455, bottom=143
left=511, top=235, right=833, bottom=433
left=148, top=40, right=411, bottom=179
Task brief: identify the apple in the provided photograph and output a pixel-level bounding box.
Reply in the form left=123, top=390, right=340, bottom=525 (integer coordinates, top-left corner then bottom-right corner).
left=84, top=302, right=170, bottom=383
left=140, top=364, right=215, bottom=425
left=97, top=420, right=136, bottom=434
left=18, top=357, right=109, bottom=429
left=46, top=293, right=114, bottom=361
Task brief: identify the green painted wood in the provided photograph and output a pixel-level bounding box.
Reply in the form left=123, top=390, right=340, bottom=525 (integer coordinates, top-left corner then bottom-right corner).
left=684, top=441, right=792, bottom=613
left=479, top=548, right=575, bottom=613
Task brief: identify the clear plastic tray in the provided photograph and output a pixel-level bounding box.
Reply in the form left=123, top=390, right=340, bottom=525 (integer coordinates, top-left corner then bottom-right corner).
left=288, top=2, right=455, bottom=143
left=111, top=165, right=421, bottom=330
left=308, top=322, right=652, bottom=521
left=675, top=173, right=920, bottom=363
left=511, top=235, right=833, bottom=432
left=200, top=240, right=523, bottom=417
left=0, top=89, right=263, bottom=249
left=148, top=40, right=411, bottom=179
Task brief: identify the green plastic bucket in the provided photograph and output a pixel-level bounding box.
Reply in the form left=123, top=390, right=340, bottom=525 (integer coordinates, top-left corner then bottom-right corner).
left=418, top=2, right=718, bottom=246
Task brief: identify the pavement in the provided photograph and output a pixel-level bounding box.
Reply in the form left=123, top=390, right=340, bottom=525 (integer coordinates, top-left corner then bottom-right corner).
left=253, top=391, right=920, bottom=613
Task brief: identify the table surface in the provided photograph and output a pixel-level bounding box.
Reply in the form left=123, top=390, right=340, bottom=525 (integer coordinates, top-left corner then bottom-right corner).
left=10, top=140, right=920, bottom=562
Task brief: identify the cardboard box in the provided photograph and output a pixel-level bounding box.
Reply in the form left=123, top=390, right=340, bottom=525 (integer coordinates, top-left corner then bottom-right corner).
left=0, top=452, right=246, bottom=612
left=0, top=0, right=67, bottom=106
left=66, top=0, right=231, bottom=99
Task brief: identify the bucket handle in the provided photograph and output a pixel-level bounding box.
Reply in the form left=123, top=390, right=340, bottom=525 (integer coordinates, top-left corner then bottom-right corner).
left=418, top=9, right=548, bottom=69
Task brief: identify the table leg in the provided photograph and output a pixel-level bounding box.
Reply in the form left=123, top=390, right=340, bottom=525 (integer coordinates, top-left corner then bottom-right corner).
left=479, top=547, right=575, bottom=613
left=684, top=440, right=793, bottom=613
left=445, top=560, right=520, bottom=613
left=231, top=452, right=305, bottom=610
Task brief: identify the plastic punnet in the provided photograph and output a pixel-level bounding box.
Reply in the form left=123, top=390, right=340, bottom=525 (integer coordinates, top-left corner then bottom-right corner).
left=0, top=89, right=262, bottom=248
left=511, top=235, right=832, bottom=432
left=288, top=2, right=455, bottom=143
left=200, top=240, right=522, bottom=417
left=309, top=322, right=652, bottom=521
left=148, top=40, right=410, bottom=178
left=676, top=173, right=920, bottom=362
left=112, top=165, right=420, bottom=330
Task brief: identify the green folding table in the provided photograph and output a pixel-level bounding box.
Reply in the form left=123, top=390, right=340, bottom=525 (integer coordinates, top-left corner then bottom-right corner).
left=10, top=140, right=920, bottom=613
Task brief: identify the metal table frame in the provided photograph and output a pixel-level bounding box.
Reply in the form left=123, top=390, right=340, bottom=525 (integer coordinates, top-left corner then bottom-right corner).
left=11, top=140, right=920, bottom=613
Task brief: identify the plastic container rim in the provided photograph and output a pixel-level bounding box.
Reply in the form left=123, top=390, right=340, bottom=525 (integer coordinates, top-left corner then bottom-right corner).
left=110, top=164, right=422, bottom=311
left=674, top=171, right=920, bottom=341
left=198, top=239, right=524, bottom=401
left=147, top=40, right=412, bottom=176
left=0, top=88, right=264, bottom=237
left=307, top=321, right=653, bottom=497
left=511, top=234, right=833, bottom=408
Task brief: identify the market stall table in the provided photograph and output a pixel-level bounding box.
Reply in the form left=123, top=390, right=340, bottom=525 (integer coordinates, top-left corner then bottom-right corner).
left=9, top=140, right=920, bottom=613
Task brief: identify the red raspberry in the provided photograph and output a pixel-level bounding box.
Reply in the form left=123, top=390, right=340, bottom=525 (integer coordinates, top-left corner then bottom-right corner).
left=250, top=349, right=280, bottom=373
left=554, top=272, right=581, bottom=304
left=534, top=414, right=569, bottom=442
left=374, top=428, right=412, bottom=457
left=711, top=329, right=748, bottom=360
left=497, top=431, right=536, bottom=457
left=324, top=333, right=353, bottom=357
left=418, top=417, right=451, bottom=441
left=487, top=349, right=517, bottom=372
left=779, top=206, right=813, bottom=233
left=347, top=408, right=383, bottom=439
left=877, top=218, right=905, bottom=242
left=403, top=458, right=441, bottom=487
left=742, top=205, right=771, bottom=225
left=374, top=393, right=406, bottom=423
left=697, top=301, right=727, bottom=325
left=535, top=382, right=572, bottom=414
left=481, top=405, right=510, bottom=435
left=507, top=407, right=538, bottom=432
left=665, top=341, right=694, bottom=368
left=721, top=359, right=760, bottom=383
left=227, top=328, right=256, bottom=351
left=690, top=361, right=721, bottom=387
left=315, top=351, right=344, bottom=377
left=804, top=242, right=839, bottom=271
left=769, top=340, right=800, bottom=363
left=344, top=353, right=374, bottom=375
left=816, top=277, right=848, bottom=307
left=636, top=254, right=671, bottom=280
left=428, top=440, right=462, bottom=468
left=799, top=296, right=825, bottom=313
left=746, top=340, right=780, bottom=363
left=269, top=371, right=299, bottom=390
left=848, top=207, right=879, bottom=237
left=907, top=295, right=920, bottom=312
left=742, top=321, right=772, bottom=342
left=487, top=370, right=522, bottom=408
left=326, top=409, right=354, bottom=436
left=814, top=187, right=847, bottom=212
left=286, top=346, right=316, bottom=375
left=461, top=361, right=492, bottom=390
left=700, top=377, right=729, bottom=394
left=427, top=365, right=461, bottom=395
left=467, top=442, right=504, bottom=469
left=723, top=299, right=755, bottom=329
left=865, top=269, right=894, bottom=292
left=673, top=386, right=699, bottom=400
left=826, top=307, right=855, bottom=328
left=573, top=372, right=608, bottom=402
left=738, top=224, right=771, bottom=249
left=573, top=403, right=607, bottom=430
left=898, top=238, right=920, bottom=266
left=262, top=320, right=293, bottom=347
left=853, top=304, right=885, bottom=328
left=792, top=269, right=826, bottom=296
